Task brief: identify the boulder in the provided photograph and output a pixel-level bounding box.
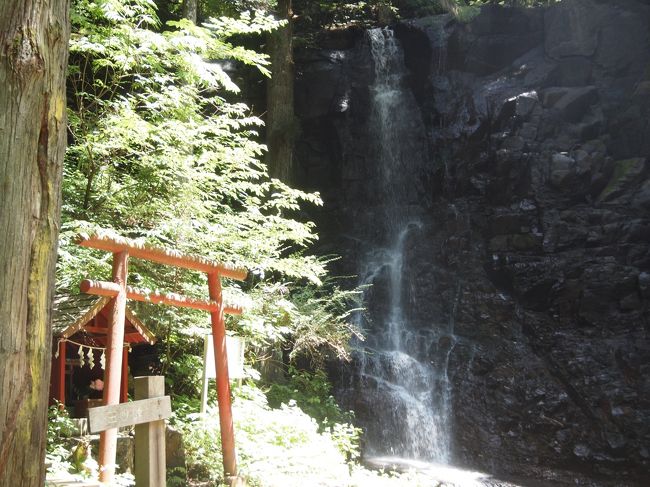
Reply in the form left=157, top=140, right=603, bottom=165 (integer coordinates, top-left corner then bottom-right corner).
left=632, top=178, right=650, bottom=210
left=541, top=86, right=599, bottom=123
left=294, top=54, right=349, bottom=120
left=597, top=158, right=647, bottom=202
left=514, top=91, right=539, bottom=118
left=90, top=434, right=134, bottom=474
left=544, top=0, right=607, bottom=59
left=166, top=425, right=187, bottom=484
left=448, top=5, right=543, bottom=75
left=594, top=6, right=650, bottom=74
left=638, top=272, right=650, bottom=299
left=544, top=58, right=593, bottom=87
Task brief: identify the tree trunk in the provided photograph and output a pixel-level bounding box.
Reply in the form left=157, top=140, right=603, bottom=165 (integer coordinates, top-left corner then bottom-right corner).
left=266, top=0, right=294, bottom=183
left=0, top=1, right=69, bottom=485
left=183, top=0, right=198, bottom=24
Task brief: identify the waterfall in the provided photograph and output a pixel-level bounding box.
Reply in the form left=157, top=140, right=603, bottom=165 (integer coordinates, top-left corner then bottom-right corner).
left=345, top=28, right=453, bottom=464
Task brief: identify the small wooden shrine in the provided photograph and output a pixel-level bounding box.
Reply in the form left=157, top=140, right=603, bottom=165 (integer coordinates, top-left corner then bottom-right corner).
left=49, top=294, right=156, bottom=415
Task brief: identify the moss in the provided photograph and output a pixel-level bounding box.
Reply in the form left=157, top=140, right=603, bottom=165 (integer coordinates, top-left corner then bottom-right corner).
left=598, top=158, right=646, bottom=202
left=394, top=0, right=445, bottom=18
left=511, top=233, right=541, bottom=251
left=455, top=5, right=481, bottom=23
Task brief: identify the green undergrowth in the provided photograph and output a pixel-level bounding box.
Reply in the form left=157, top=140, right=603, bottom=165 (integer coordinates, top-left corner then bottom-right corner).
left=46, top=404, right=77, bottom=477
left=172, top=383, right=432, bottom=487
left=46, top=388, right=433, bottom=487
left=265, top=366, right=353, bottom=430
left=45, top=404, right=136, bottom=486
left=174, top=384, right=349, bottom=486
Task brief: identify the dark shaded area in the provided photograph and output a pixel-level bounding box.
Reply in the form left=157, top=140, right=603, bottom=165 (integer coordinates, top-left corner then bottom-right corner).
left=293, top=1, right=650, bottom=485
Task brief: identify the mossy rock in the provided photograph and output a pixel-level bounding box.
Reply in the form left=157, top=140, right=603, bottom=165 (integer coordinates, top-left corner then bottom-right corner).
left=511, top=233, right=542, bottom=251
left=597, top=158, right=647, bottom=203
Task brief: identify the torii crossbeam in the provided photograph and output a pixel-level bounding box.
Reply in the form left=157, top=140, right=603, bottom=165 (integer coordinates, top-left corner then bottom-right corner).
left=77, top=232, right=247, bottom=485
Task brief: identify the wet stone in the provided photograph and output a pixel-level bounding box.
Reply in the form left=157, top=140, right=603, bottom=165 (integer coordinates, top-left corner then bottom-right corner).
left=639, top=272, right=650, bottom=299
left=573, top=444, right=591, bottom=459
left=619, top=293, right=642, bottom=311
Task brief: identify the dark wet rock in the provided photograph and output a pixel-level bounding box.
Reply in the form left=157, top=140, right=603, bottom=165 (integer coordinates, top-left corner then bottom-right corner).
left=639, top=272, right=650, bottom=299
left=293, top=0, right=650, bottom=486
left=619, top=293, right=642, bottom=311
left=544, top=0, right=607, bottom=59
left=597, top=158, right=647, bottom=203
left=545, top=58, right=594, bottom=88
left=447, top=6, right=544, bottom=76
left=541, top=86, right=599, bottom=123
left=594, top=3, right=650, bottom=75
left=574, top=443, right=591, bottom=459
left=632, top=179, right=650, bottom=210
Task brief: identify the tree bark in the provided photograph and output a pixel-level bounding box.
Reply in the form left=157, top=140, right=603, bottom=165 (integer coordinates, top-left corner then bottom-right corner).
left=183, top=0, right=198, bottom=24
left=266, top=0, right=294, bottom=183
left=0, top=1, right=69, bottom=485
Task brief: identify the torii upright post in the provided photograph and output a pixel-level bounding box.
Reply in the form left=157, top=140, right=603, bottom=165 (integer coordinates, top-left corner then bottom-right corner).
left=208, top=272, right=237, bottom=478
left=99, top=251, right=129, bottom=483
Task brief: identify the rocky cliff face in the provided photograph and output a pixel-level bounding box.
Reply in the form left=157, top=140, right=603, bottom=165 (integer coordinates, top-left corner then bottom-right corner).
left=293, top=1, right=650, bottom=485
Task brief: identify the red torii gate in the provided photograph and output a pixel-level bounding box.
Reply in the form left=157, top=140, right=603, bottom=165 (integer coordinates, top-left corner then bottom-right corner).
left=77, top=232, right=247, bottom=485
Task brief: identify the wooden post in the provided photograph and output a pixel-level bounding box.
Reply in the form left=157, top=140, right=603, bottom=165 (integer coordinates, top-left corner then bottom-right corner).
left=58, top=341, right=66, bottom=404
left=207, top=272, right=237, bottom=479
left=121, top=347, right=129, bottom=403
left=134, top=376, right=166, bottom=487
left=200, top=335, right=210, bottom=414
left=99, top=251, right=129, bottom=483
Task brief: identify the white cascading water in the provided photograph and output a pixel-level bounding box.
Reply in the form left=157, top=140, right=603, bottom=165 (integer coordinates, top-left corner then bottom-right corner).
left=350, top=28, right=454, bottom=464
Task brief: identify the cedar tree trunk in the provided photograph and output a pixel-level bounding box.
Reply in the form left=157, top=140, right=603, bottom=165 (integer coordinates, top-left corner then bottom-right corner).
left=0, top=0, right=69, bottom=485
left=266, top=0, right=294, bottom=183
left=183, top=0, right=198, bottom=23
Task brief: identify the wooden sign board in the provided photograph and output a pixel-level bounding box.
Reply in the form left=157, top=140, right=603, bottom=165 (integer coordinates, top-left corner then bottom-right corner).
left=87, top=396, right=172, bottom=433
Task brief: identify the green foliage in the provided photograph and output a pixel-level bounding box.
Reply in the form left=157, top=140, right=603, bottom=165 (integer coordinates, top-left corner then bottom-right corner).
left=201, top=0, right=275, bottom=18
left=392, top=0, right=445, bottom=17
left=65, top=0, right=294, bottom=256
left=46, top=403, right=77, bottom=452
left=266, top=366, right=352, bottom=427
left=235, top=279, right=364, bottom=364
left=60, top=0, right=360, bottom=365
left=175, top=384, right=360, bottom=486
left=46, top=403, right=76, bottom=476
left=56, top=1, right=368, bottom=484
left=174, top=383, right=438, bottom=486
left=286, top=281, right=364, bottom=362
left=164, top=342, right=205, bottom=395
left=46, top=404, right=135, bottom=484
left=452, top=2, right=480, bottom=22
left=174, top=411, right=225, bottom=483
